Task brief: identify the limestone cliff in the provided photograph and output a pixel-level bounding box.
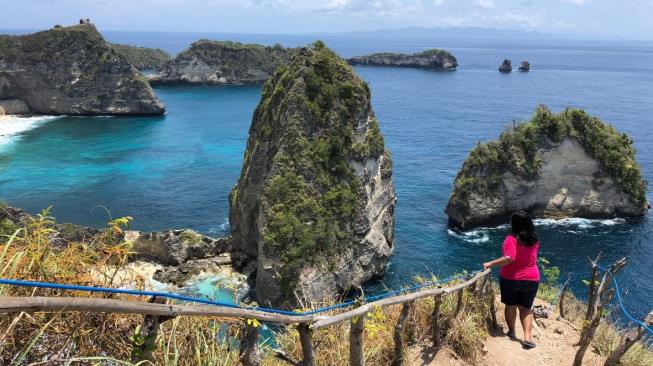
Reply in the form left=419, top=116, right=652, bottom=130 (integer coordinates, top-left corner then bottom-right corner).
left=0, top=24, right=165, bottom=116
left=149, top=40, right=294, bottom=85
left=446, top=106, right=648, bottom=230
left=348, top=49, right=457, bottom=70
left=110, top=43, right=171, bottom=70
left=229, top=42, right=396, bottom=308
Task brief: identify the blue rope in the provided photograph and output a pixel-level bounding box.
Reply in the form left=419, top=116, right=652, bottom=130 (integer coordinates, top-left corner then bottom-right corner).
left=0, top=271, right=475, bottom=316
left=594, top=265, right=653, bottom=336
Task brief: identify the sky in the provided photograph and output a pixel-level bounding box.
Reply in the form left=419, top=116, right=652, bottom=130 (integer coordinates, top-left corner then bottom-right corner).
left=2, top=0, right=653, bottom=39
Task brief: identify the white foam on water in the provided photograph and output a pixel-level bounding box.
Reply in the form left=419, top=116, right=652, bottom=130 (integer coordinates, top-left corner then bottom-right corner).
left=447, top=228, right=490, bottom=244
left=534, top=217, right=626, bottom=229
left=0, top=115, right=59, bottom=146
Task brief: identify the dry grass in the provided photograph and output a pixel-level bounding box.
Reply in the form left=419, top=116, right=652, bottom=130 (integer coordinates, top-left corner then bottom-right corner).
left=2, top=209, right=649, bottom=365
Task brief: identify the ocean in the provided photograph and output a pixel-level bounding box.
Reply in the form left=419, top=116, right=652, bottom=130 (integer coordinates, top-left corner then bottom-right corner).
left=1, top=30, right=652, bottom=318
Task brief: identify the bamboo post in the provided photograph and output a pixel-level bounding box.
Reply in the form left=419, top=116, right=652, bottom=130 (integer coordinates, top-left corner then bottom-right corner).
left=297, top=323, right=317, bottom=366
left=349, top=315, right=365, bottom=366
left=558, top=284, right=568, bottom=320
left=131, top=296, right=174, bottom=363
left=573, top=257, right=626, bottom=366
left=392, top=301, right=413, bottom=366
left=585, top=252, right=602, bottom=321
left=432, top=295, right=443, bottom=348
left=603, top=311, right=653, bottom=366
left=240, top=323, right=261, bottom=366
left=454, top=288, right=464, bottom=316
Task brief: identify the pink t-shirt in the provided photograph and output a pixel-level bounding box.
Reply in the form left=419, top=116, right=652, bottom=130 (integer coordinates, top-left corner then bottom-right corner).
left=499, top=235, right=540, bottom=281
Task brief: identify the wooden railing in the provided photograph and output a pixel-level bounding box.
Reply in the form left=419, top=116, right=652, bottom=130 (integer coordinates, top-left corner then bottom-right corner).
left=0, top=269, right=496, bottom=365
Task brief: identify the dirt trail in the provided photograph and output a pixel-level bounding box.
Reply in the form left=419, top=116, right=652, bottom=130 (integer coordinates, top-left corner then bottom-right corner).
left=410, top=297, right=606, bottom=366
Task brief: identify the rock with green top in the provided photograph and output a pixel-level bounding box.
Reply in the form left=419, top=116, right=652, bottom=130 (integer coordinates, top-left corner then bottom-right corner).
left=148, top=40, right=295, bottom=85
left=229, top=42, right=397, bottom=308
left=0, top=24, right=165, bottom=115
left=446, top=106, right=648, bottom=230
left=110, top=43, right=171, bottom=70
left=348, top=49, right=458, bottom=70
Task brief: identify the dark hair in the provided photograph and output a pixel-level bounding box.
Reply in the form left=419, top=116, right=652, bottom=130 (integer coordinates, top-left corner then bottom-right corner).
left=510, top=211, right=538, bottom=246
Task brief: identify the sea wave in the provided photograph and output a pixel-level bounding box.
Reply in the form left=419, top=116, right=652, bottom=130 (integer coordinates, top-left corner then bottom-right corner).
left=447, top=216, right=627, bottom=243
left=0, top=115, right=59, bottom=146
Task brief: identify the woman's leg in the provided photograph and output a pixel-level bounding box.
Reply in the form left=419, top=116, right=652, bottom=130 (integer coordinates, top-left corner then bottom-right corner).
left=518, top=306, right=534, bottom=342
left=505, top=305, right=517, bottom=334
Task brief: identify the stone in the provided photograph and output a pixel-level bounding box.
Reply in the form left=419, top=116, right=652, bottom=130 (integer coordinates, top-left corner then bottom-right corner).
left=0, top=99, right=30, bottom=115
left=149, top=40, right=295, bottom=85
left=446, top=106, right=648, bottom=230
left=348, top=49, right=458, bottom=70
left=128, top=229, right=231, bottom=266
left=229, top=43, right=396, bottom=308
left=499, top=59, right=512, bottom=72
left=519, top=61, right=531, bottom=72
left=0, top=24, right=165, bottom=116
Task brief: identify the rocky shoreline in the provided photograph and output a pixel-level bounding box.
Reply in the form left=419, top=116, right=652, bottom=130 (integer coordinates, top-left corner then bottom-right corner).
left=348, top=49, right=458, bottom=70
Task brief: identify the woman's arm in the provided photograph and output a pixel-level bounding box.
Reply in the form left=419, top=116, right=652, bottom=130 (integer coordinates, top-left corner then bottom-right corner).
left=483, top=256, right=513, bottom=270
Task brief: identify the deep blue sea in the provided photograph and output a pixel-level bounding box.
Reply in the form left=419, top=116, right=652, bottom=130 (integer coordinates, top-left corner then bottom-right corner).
left=1, top=31, right=652, bottom=318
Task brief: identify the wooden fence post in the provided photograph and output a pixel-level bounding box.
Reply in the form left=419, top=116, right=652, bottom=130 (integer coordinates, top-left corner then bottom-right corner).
left=603, top=310, right=653, bottom=366
left=585, top=252, right=602, bottom=321
left=131, top=296, right=174, bottom=363
left=573, top=257, right=626, bottom=366
left=240, top=322, right=261, bottom=366
left=298, top=323, right=317, bottom=366
left=454, top=288, right=464, bottom=317
left=558, top=283, right=568, bottom=320
left=350, top=314, right=365, bottom=366
left=432, top=295, right=443, bottom=348
left=392, top=301, right=413, bottom=366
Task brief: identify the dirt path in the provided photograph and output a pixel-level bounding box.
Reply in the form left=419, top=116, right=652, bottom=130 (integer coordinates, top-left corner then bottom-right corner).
left=410, top=298, right=606, bottom=366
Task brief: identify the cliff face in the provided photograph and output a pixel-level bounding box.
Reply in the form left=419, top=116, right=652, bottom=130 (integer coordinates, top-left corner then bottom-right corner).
left=229, top=42, right=396, bottom=308
left=0, top=25, right=165, bottom=116
left=348, top=49, right=457, bottom=70
left=110, top=44, right=171, bottom=70
left=446, top=106, right=648, bottom=230
left=149, top=40, right=294, bottom=85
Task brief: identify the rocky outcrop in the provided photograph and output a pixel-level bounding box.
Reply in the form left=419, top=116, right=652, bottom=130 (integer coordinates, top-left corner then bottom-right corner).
left=110, top=44, right=171, bottom=70
left=499, top=59, right=512, bottom=73
left=0, top=99, right=29, bottom=115
left=446, top=106, right=648, bottom=230
left=519, top=61, right=531, bottom=72
left=348, top=49, right=457, bottom=70
left=148, top=40, right=294, bottom=85
left=0, top=24, right=165, bottom=116
left=229, top=42, right=396, bottom=308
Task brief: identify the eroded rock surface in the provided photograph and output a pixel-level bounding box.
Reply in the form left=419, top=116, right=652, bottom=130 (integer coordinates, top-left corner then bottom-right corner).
left=348, top=49, right=457, bottom=70
left=0, top=24, right=164, bottom=115
left=446, top=106, right=648, bottom=230
left=229, top=43, right=396, bottom=307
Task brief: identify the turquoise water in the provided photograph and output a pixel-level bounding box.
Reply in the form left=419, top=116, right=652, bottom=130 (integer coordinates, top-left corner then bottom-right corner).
left=1, top=34, right=653, bottom=318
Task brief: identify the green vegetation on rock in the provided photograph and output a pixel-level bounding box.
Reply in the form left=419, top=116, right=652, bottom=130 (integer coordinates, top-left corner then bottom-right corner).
left=232, top=41, right=387, bottom=290
left=450, top=106, right=648, bottom=209
left=110, top=43, right=170, bottom=70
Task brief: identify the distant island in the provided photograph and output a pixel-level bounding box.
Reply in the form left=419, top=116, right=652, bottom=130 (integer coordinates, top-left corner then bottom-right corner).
left=0, top=24, right=164, bottom=116
left=148, top=40, right=296, bottom=85
left=110, top=43, right=171, bottom=70
left=348, top=49, right=458, bottom=70
left=446, top=106, right=648, bottom=230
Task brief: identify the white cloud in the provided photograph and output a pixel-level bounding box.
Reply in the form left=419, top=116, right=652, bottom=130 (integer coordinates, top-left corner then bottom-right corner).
left=561, top=0, right=590, bottom=5
left=475, top=0, right=495, bottom=9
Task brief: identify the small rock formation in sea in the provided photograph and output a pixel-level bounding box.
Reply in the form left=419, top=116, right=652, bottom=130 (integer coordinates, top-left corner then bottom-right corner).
left=348, top=49, right=458, bottom=70
left=518, top=61, right=531, bottom=72
left=229, top=41, right=397, bottom=308
left=499, top=59, right=512, bottom=73
left=0, top=24, right=165, bottom=116
left=148, top=40, right=294, bottom=85
left=446, top=106, right=648, bottom=230
left=110, top=44, right=171, bottom=70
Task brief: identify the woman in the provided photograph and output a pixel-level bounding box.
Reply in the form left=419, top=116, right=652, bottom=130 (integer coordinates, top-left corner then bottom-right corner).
left=483, top=211, right=540, bottom=349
